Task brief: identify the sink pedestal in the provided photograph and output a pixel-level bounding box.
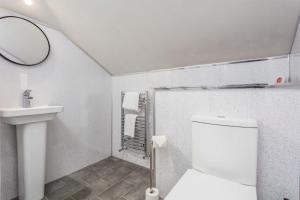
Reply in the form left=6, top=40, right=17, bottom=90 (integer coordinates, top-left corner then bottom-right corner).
left=0, top=106, right=63, bottom=200
left=17, top=122, right=47, bottom=200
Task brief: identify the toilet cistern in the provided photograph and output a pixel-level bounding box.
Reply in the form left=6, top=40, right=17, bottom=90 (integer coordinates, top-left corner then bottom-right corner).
left=165, top=116, right=258, bottom=200
left=23, top=89, right=33, bottom=108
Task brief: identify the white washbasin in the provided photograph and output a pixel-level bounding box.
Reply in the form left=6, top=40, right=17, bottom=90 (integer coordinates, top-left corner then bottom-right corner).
left=0, top=106, right=64, bottom=125
left=0, top=106, right=63, bottom=200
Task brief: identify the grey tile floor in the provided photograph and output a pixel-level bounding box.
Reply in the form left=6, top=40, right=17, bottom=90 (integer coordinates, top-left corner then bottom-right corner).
left=13, top=157, right=151, bottom=200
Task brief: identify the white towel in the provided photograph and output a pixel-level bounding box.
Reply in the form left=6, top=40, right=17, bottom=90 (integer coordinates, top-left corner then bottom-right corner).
left=122, top=92, right=140, bottom=111
left=124, top=114, right=138, bottom=137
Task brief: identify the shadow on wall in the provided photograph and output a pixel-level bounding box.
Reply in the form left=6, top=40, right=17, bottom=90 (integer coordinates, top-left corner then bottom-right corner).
left=157, top=142, right=191, bottom=196
left=46, top=116, right=102, bottom=182
left=45, top=93, right=111, bottom=182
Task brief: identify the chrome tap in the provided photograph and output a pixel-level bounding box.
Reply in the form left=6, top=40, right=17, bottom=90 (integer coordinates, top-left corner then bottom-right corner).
left=23, top=89, right=33, bottom=108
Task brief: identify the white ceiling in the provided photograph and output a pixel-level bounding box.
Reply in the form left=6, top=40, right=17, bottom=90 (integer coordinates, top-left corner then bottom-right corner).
left=1, top=0, right=300, bottom=75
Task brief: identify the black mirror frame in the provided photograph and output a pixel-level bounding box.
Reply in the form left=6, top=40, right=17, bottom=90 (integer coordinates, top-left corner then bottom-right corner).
left=0, top=16, right=51, bottom=66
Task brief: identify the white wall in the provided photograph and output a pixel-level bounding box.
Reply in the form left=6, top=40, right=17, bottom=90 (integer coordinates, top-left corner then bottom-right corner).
left=112, top=57, right=299, bottom=200
left=0, top=9, right=112, bottom=200
left=291, top=20, right=300, bottom=83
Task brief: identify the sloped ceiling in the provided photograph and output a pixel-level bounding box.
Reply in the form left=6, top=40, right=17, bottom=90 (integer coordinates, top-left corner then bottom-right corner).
left=1, top=0, right=300, bottom=75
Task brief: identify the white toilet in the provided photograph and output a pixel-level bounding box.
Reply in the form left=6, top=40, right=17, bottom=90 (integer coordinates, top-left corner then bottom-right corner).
left=165, top=116, right=258, bottom=200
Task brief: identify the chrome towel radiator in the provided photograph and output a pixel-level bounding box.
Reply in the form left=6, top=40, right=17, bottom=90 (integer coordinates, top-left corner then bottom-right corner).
left=119, top=91, right=149, bottom=159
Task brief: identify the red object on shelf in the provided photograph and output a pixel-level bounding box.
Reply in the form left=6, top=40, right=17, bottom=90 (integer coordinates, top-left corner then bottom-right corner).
left=276, top=77, right=284, bottom=84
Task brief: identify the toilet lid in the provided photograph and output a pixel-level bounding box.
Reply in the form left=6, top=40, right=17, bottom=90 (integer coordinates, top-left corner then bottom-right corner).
left=165, top=169, right=257, bottom=200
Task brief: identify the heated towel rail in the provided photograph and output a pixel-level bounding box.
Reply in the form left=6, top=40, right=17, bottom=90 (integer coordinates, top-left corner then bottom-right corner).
left=119, top=91, right=149, bottom=159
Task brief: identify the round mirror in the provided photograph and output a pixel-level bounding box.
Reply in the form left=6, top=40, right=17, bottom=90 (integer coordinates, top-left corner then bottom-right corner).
left=0, top=16, right=50, bottom=66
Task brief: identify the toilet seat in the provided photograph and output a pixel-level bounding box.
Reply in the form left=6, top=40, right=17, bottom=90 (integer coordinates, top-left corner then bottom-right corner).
left=165, top=169, right=257, bottom=200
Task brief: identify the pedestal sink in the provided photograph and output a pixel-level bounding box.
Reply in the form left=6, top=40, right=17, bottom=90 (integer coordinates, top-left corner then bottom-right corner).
left=0, top=106, right=64, bottom=200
